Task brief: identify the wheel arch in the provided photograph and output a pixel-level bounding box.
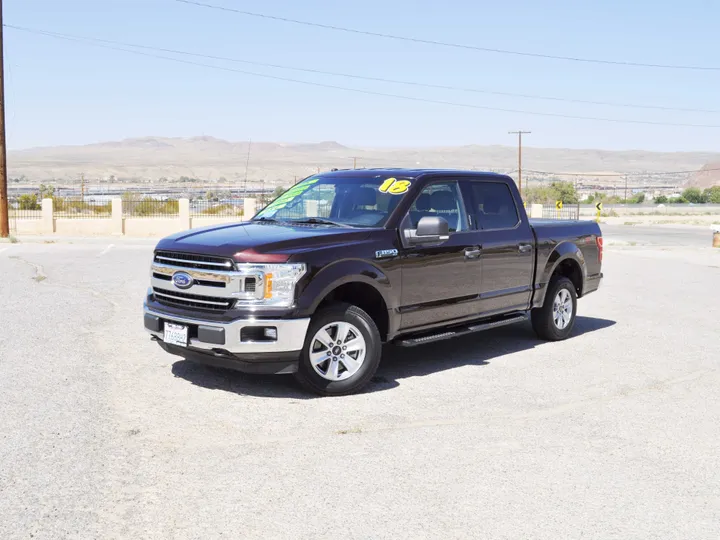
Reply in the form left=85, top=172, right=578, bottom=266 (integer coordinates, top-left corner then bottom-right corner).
left=299, top=260, right=395, bottom=341
left=534, top=241, right=587, bottom=308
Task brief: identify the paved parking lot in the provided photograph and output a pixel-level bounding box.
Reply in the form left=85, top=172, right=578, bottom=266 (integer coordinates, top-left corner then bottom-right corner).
left=1, top=233, right=719, bottom=539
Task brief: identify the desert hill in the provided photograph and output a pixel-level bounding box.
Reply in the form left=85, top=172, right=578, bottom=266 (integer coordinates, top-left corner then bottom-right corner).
left=687, top=162, right=720, bottom=188
left=8, top=136, right=720, bottom=188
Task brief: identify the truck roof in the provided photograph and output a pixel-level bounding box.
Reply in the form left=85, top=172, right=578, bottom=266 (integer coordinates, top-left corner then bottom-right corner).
left=317, top=168, right=511, bottom=180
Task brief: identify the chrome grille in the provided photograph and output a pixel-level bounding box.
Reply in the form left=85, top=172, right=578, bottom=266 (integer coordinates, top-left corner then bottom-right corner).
left=153, top=251, right=235, bottom=271
left=152, top=287, right=234, bottom=311
left=149, top=251, right=264, bottom=308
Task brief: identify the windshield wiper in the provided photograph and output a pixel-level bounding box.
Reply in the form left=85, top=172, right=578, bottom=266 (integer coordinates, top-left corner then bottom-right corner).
left=252, top=217, right=281, bottom=223
left=289, top=218, right=351, bottom=227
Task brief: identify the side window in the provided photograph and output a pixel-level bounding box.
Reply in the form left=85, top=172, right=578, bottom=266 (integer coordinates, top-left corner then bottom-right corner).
left=407, top=182, right=467, bottom=233
left=470, top=182, right=520, bottom=230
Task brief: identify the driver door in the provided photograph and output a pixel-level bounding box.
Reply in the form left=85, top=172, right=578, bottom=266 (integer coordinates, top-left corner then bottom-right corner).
left=398, top=180, right=484, bottom=332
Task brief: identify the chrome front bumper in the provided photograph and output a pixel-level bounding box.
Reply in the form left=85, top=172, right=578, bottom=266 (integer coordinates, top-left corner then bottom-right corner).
left=143, top=306, right=311, bottom=355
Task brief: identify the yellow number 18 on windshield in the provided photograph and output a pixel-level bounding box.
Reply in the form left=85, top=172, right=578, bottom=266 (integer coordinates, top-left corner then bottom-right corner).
left=378, top=178, right=411, bottom=195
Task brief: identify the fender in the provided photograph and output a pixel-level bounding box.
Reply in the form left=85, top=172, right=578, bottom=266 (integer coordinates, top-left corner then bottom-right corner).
left=533, top=240, right=587, bottom=308
left=295, top=258, right=397, bottom=317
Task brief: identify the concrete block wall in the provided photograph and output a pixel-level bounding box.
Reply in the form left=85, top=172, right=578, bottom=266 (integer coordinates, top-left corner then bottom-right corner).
left=15, top=198, right=257, bottom=237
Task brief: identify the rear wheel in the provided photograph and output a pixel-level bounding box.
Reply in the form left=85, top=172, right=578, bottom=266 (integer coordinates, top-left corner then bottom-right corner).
left=531, top=276, right=577, bottom=341
left=294, top=303, right=382, bottom=396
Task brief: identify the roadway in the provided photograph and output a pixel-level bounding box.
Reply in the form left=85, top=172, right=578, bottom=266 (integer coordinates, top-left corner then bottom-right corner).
left=601, top=223, right=712, bottom=247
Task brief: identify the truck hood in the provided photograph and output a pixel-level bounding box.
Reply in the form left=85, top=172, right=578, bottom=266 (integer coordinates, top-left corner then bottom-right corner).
left=155, top=221, right=374, bottom=261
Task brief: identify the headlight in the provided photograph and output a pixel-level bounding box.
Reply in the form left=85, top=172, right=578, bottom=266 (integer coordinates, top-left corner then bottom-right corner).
left=236, top=263, right=306, bottom=308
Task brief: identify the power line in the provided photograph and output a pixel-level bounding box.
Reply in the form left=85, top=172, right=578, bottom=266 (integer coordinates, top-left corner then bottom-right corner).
left=8, top=25, right=720, bottom=130
left=175, top=0, right=720, bottom=72
left=6, top=24, right=717, bottom=115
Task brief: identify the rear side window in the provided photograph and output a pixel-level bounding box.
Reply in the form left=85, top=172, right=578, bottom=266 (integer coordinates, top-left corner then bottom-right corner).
left=469, top=182, right=520, bottom=230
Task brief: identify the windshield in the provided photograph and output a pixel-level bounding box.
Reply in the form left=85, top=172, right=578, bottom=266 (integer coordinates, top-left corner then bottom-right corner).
left=253, top=175, right=413, bottom=227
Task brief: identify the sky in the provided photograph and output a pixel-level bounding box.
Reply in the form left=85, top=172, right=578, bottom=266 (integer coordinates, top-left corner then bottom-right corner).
left=4, top=0, right=720, bottom=152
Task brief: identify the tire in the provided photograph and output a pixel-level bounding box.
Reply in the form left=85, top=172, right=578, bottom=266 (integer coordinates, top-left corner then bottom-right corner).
left=531, top=276, right=577, bottom=341
left=294, top=303, right=382, bottom=396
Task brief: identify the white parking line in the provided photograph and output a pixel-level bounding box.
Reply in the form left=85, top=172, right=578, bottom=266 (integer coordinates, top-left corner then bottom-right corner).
left=98, top=244, right=114, bottom=256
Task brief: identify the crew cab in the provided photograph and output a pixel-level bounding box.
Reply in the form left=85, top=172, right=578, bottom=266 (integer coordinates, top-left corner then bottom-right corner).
left=143, top=169, right=603, bottom=395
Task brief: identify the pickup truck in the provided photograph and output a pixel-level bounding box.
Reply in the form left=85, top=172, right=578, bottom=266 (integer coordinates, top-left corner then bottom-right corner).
left=143, top=169, right=603, bottom=395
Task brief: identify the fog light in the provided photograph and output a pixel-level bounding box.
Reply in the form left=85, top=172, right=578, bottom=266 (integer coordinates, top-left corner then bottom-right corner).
left=264, top=327, right=278, bottom=340
left=241, top=326, right=278, bottom=342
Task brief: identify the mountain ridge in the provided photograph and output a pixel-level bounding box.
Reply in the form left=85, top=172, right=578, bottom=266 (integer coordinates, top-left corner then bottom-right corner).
left=8, top=137, right=720, bottom=187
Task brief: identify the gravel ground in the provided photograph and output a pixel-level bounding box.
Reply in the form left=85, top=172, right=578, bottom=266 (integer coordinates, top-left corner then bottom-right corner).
left=1, top=240, right=719, bottom=539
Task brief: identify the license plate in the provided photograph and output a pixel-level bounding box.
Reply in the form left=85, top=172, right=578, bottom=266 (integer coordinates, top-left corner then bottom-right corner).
left=163, top=322, right=188, bottom=347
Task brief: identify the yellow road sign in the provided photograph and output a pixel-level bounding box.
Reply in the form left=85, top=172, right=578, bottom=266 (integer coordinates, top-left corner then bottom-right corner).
left=555, top=200, right=563, bottom=210
left=595, top=202, right=603, bottom=212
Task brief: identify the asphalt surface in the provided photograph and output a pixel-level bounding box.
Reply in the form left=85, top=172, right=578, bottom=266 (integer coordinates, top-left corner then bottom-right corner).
left=1, top=235, right=719, bottom=539
left=601, top=223, right=713, bottom=247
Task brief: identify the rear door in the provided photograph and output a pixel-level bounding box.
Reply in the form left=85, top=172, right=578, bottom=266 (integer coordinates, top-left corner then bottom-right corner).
left=464, top=180, right=535, bottom=315
left=398, top=179, right=484, bottom=331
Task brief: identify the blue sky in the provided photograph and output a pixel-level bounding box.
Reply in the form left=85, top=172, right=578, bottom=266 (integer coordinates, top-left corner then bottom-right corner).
left=4, top=0, right=720, bottom=151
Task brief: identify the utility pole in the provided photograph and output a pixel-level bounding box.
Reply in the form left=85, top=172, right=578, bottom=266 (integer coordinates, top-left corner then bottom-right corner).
left=508, top=131, right=531, bottom=198
left=0, top=0, right=9, bottom=238
left=351, top=156, right=361, bottom=169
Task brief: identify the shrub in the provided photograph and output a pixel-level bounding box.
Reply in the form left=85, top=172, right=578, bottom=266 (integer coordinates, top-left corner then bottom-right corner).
left=681, top=187, right=706, bottom=204
left=18, top=194, right=40, bottom=210
left=124, top=197, right=179, bottom=216
left=703, top=186, right=720, bottom=204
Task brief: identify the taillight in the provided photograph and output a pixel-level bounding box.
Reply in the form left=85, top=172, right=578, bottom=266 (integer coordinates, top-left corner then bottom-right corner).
left=596, top=236, right=603, bottom=263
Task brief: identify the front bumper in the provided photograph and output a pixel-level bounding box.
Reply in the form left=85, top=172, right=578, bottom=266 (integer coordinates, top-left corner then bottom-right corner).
left=143, top=306, right=310, bottom=374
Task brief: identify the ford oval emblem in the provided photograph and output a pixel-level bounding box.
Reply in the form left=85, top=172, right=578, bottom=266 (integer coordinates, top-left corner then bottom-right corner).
left=172, top=271, right=193, bottom=289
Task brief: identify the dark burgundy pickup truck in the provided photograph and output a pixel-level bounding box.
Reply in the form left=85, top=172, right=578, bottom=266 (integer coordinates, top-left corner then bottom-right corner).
left=144, top=169, right=603, bottom=395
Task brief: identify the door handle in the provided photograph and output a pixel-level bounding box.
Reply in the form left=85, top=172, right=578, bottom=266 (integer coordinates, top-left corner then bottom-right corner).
left=518, top=243, right=532, bottom=253
left=465, top=246, right=482, bottom=259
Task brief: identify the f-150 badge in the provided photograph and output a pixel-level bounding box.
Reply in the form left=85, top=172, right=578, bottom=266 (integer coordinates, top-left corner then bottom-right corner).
left=375, top=249, right=399, bottom=259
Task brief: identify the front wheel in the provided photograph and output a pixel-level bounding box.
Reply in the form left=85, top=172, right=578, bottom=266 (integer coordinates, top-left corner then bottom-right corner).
left=294, top=303, right=382, bottom=396
left=531, top=276, right=577, bottom=341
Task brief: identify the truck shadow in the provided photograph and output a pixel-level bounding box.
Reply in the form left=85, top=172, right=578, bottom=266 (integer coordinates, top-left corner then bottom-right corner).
left=171, top=315, right=616, bottom=398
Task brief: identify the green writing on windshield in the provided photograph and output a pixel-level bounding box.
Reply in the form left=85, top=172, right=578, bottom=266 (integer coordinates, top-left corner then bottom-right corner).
left=262, top=178, right=320, bottom=214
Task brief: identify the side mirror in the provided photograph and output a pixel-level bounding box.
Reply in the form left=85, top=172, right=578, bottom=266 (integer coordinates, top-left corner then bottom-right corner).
left=407, top=216, right=450, bottom=245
